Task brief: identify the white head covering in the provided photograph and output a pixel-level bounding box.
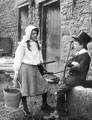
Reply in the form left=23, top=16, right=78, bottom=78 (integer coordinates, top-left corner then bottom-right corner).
left=20, top=25, right=39, bottom=45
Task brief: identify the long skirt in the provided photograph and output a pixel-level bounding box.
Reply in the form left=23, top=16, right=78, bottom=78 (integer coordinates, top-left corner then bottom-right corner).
left=19, top=63, right=50, bottom=97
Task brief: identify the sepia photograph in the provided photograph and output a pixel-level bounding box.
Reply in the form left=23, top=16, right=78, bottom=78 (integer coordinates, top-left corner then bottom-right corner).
left=0, top=0, right=92, bottom=120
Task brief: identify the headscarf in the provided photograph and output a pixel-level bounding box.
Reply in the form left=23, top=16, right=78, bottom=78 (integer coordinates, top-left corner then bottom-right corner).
left=20, top=24, right=39, bottom=45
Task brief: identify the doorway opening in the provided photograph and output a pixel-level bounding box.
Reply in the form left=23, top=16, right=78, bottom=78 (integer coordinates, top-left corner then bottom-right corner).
left=40, top=0, right=61, bottom=76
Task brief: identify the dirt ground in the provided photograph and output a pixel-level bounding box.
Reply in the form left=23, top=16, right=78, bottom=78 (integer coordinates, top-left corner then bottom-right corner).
left=0, top=76, right=68, bottom=120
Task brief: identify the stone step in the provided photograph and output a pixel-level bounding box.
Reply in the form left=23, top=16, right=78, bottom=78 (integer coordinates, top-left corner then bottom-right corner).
left=0, top=57, right=14, bottom=79
left=0, top=66, right=13, bottom=71
left=0, top=63, right=13, bottom=67
left=0, top=57, right=14, bottom=63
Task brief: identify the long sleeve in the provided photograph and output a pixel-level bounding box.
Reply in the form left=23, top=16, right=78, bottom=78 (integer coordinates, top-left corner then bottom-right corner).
left=13, top=45, right=24, bottom=74
left=39, top=50, right=43, bottom=63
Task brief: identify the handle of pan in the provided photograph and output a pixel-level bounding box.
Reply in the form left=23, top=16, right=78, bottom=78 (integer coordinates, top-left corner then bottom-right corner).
left=41, top=60, right=56, bottom=65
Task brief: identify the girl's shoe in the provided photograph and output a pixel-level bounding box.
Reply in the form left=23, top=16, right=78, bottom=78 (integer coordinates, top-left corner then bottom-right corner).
left=44, top=110, right=59, bottom=120
left=23, top=110, right=32, bottom=118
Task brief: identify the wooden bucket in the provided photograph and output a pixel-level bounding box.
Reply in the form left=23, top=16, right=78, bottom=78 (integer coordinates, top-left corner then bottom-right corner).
left=3, top=83, right=21, bottom=109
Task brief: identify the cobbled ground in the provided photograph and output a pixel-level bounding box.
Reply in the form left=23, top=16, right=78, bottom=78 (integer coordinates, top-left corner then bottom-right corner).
left=0, top=79, right=68, bottom=120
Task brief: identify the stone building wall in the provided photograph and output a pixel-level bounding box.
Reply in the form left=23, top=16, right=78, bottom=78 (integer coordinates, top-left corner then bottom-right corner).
left=0, top=0, right=40, bottom=55
left=28, top=5, right=39, bottom=28
left=29, top=0, right=92, bottom=78
left=0, top=0, right=18, bottom=55
left=0, top=0, right=92, bottom=78
left=27, top=0, right=92, bottom=78
left=59, top=0, right=92, bottom=79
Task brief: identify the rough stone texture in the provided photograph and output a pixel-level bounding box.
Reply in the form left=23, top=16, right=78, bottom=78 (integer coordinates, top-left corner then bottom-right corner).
left=0, top=0, right=92, bottom=77
left=0, top=78, right=69, bottom=120
left=0, top=0, right=18, bottom=55
left=67, top=86, right=92, bottom=120
left=0, top=1, right=92, bottom=117
left=60, top=0, right=92, bottom=79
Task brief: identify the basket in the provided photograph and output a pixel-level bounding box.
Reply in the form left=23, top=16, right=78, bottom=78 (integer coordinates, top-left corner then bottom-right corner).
left=3, top=81, right=21, bottom=109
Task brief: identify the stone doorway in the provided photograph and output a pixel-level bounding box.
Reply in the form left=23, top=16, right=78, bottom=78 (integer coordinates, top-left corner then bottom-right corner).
left=41, top=0, right=61, bottom=77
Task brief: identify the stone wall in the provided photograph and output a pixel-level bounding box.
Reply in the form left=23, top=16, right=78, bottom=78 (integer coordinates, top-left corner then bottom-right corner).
left=0, top=0, right=40, bottom=55
left=0, top=0, right=18, bottom=55
left=60, top=0, right=92, bottom=79
left=0, top=0, right=92, bottom=78
left=28, top=0, right=92, bottom=78
left=28, top=5, right=39, bottom=28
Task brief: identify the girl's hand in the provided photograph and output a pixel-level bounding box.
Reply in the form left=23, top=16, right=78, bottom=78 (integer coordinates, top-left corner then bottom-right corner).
left=14, top=74, right=18, bottom=81
left=12, top=72, right=18, bottom=87
left=14, top=71, right=19, bottom=80
left=12, top=79, right=17, bottom=87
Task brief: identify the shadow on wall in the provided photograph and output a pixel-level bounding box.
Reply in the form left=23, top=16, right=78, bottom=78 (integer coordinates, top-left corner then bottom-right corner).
left=0, top=37, right=13, bottom=57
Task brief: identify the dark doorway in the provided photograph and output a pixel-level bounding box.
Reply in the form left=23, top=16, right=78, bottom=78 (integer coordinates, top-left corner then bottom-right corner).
left=18, top=5, right=28, bottom=41
left=41, top=0, right=61, bottom=77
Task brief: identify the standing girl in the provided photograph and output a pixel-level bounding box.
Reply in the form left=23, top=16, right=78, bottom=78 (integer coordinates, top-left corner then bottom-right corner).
left=13, top=25, right=50, bottom=117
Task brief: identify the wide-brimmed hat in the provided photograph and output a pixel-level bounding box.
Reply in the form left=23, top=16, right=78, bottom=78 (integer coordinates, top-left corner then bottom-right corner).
left=72, top=31, right=92, bottom=46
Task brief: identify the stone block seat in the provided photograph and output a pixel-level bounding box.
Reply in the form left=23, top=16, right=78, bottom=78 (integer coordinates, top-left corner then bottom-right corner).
left=66, top=80, right=92, bottom=120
